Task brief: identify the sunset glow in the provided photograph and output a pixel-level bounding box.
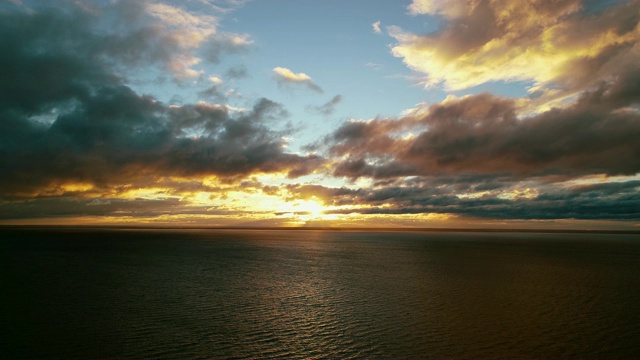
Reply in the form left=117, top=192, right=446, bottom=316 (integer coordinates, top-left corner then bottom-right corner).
left=0, top=0, right=639, bottom=229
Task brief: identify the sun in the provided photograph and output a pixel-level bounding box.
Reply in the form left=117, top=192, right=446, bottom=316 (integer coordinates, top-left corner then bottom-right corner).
left=249, top=193, right=337, bottom=224
left=295, top=199, right=325, bottom=218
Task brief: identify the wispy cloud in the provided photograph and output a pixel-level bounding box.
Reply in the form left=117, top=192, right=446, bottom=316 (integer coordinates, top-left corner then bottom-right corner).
left=365, top=62, right=384, bottom=71
left=372, top=20, right=381, bottom=34
left=142, top=1, right=251, bottom=80
left=225, top=65, right=248, bottom=79
left=306, top=95, right=342, bottom=116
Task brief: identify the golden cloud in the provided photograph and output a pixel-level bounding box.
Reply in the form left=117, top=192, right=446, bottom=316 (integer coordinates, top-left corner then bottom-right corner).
left=393, top=0, right=640, bottom=108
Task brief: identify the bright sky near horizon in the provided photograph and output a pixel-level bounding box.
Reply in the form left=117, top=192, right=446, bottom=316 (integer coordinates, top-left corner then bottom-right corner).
left=1, top=0, right=639, bottom=229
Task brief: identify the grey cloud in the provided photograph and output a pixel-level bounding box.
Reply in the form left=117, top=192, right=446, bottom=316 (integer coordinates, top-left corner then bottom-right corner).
left=201, top=33, right=251, bottom=64
left=198, top=85, right=226, bottom=101
left=0, top=89, right=323, bottom=197
left=0, top=2, right=324, bottom=198
left=275, top=174, right=640, bottom=220
left=225, top=65, right=248, bottom=79
left=320, top=68, right=640, bottom=222
left=328, top=81, right=640, bottom=180
left=87, top=199, right=111, bottom=206
left=306, top=95, right=342, bottom=116
left=0, top=197, right=239, bottom=220
left=429, top=0, right=501, bottom=58
left=294, top=178, right=640, bottom=220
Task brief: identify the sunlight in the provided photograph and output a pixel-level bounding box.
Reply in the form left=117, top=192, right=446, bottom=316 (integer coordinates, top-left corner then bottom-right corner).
left=3, top=0, right=638, bottom=231
left=294, top=199, right=325, bottom=218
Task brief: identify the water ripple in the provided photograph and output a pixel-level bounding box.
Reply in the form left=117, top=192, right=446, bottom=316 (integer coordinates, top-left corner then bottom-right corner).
left=2, top=228, right=640, bottom=358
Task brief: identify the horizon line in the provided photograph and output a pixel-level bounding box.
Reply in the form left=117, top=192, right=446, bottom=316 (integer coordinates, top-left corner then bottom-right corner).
left=1, top=225, right=639, bottom=234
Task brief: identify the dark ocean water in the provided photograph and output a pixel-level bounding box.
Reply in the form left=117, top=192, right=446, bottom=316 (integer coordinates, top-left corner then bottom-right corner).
left=1, top=228, right=640, bottom=359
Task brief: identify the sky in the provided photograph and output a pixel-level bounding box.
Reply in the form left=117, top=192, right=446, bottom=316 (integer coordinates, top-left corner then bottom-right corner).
left=1, top=0, right=639, bottom=229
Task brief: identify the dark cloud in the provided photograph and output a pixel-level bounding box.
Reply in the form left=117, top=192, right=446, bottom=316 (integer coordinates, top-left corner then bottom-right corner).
left=0, top=89, right=324, bottom=197
left=281, top=179, right=640, bottom=220
left=198, top=85, right=226, bottom=101
left=328, top=82, right=640, bottom=180
left=0, top=196, right=245, bottom=220
left=306, top=95, right=342, bottom=116
left=0, top=2, right=324, bottom=199
left=317, top=61, right=640, bottom=221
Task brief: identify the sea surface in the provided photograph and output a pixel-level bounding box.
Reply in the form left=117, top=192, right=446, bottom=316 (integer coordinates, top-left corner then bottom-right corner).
left=1, top=227, right=640, bottom=358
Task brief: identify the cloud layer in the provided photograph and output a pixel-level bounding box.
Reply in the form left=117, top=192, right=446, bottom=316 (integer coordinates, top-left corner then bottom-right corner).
left=279, top=179, right=640, bottom=221
left=0, top=0, right=638, bottom=225
left=328, top=85, right=640, bottom=180
left=0, top=1, right=322, bottom=199
left=330, top=0, right=640, bottom=223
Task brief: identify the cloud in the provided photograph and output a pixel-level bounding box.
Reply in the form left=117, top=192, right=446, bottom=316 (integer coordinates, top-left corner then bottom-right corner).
left=87, top=199, right=112, bottom=206
left=225, top=65, right=248, bottom=79
left=2, top=0, right=638, bottom=225
left=198, top=84, right=226, bottom=101
left=365, top=62, right=384, bottom=71
left=313, top=1, right=640, bottom=223
left=142, top=1, right=251, bottom=76
left=326, top=74, right=640, bottom=180
left=392, top=0, right=640, bottom=107
left=0, top=1, right=252, bottom=83
left=372, top=20, right=381, bottom=34
left=5, top=177, right=636, bottom=221
left=0, top=87, right=324, bottom=198
left=201, top=33, right=252, bottom=64
left=267, top=177, right=640, bottom=221
left=0, top=2, right=324, bottom=199
left=273, top=67, right=324, bottom=93
left=306, top=95, right=343, bottom=116
left=344, top=179, right=640, bottom=220
left=145, top=1, right=218, bottom=36
left=208, top=76, right=223, bottom=84
left=0, top=196, right=242, bottom=220
left=198, top=76, right=226, bottom=101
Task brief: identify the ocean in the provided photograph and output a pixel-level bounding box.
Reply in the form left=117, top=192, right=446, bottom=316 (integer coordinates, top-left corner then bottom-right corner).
left=1, top=227, right=640, bottom=358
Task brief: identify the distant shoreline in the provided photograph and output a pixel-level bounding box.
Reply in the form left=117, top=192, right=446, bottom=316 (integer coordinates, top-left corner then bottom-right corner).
left=1, top=225, right=639, bottom=235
